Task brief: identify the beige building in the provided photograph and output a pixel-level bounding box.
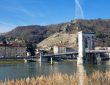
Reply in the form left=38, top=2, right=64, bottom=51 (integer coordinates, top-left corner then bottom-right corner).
left=53, top=46, right=76, bottom=54
left=0, top=43, right=26, bottom=58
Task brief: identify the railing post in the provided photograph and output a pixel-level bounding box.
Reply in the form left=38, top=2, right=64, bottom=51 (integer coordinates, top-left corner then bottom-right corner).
left=51, top=57, right=53, bottom=65
left=39, top=52, right=42, bottom=62
left=96, top=53, right=101, bottom=64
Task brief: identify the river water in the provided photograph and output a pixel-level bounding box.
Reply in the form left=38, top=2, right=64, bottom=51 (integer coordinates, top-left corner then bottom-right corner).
left=0, top=61, right=110, bottom=81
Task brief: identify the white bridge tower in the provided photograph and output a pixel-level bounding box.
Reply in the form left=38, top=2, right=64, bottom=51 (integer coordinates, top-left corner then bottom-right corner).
left=77, top=31, right=94, bottom=64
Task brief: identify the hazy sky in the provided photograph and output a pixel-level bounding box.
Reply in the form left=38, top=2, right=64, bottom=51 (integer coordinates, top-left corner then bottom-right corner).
left=0, top=0, right=110, bottom=33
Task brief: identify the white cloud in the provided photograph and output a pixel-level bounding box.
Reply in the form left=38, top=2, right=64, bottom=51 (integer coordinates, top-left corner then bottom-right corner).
left=19, top=8, right=36, bottom=17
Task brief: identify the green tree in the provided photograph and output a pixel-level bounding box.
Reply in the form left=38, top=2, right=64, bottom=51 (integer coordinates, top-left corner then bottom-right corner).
left=2, top=39, right=7, bottom=58
left=26, top=42, right=35, bottom=56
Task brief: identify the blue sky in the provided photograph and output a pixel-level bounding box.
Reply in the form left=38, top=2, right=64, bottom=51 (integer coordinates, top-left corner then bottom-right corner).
left=0, top=0, right=110, bottom=33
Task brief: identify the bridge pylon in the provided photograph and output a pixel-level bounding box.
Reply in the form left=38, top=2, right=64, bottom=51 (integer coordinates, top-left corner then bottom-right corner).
left=77, top=31, right=94, bottom=64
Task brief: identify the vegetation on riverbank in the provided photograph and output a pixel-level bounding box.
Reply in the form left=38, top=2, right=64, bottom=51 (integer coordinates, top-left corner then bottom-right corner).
left=0, top=71, right=110, bottom=85
left=0, top=60, right=24, bottom=64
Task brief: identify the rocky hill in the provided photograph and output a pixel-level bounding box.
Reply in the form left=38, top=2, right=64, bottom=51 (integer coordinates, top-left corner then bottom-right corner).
left=37, top=32, right=77, bottom=49
left=1, top=19, right=110, bottom=47
left=38, top=19, right=110, bottom=48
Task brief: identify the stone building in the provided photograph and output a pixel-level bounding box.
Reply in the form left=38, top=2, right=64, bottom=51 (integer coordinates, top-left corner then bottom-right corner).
left=0, top=43, right=26, bottom=58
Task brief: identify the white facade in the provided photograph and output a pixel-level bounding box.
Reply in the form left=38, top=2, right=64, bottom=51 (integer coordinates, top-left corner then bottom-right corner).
left=53, top=46, right=75, bottom=54
left=26, top=52, right=31, bottom=57
left=53, top=46, right=66, bottom=54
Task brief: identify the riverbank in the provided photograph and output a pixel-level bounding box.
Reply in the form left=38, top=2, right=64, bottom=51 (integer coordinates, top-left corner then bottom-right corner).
left=0, top=71, right=110, bottom=85
left=0, top=59, right=24, bottom=64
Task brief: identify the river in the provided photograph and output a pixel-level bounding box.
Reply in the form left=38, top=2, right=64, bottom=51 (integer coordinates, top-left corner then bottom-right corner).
left=0, top=60, right=110, bottom=81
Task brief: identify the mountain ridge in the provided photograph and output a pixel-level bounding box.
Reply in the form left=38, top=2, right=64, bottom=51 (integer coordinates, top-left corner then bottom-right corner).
left=1, top=19, right=110, bottom=47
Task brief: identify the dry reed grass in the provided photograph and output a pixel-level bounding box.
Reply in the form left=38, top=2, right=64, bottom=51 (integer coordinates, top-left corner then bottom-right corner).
left=0, top=71, right=110, bottom=85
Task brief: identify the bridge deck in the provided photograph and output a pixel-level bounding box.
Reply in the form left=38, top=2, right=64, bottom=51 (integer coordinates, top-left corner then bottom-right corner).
left=42, top=50, right=110, bottom=57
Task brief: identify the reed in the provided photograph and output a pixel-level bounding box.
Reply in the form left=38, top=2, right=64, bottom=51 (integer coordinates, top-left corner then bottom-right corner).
left=0, top=71, right=110, bottom=85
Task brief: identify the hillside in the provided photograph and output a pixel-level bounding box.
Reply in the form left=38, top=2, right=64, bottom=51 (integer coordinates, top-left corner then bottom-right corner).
left=38, top=19, right=110, bottom=48
left=1, top=19, right=110, bottom=47
left=4, top=23, right=67, bottom=43
left=5, top=25, right=46, bottom=43
left=37, top=32, right=77, bottom=49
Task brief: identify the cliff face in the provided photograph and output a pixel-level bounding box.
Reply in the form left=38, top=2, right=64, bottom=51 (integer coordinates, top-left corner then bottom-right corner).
left=1, top=19, right=110, bottom=47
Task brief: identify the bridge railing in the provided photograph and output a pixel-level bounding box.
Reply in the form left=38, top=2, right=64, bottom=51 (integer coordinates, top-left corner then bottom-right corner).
left=42, top=50, right=110, bottom=57
left=86, top=50, right=110, bottom=53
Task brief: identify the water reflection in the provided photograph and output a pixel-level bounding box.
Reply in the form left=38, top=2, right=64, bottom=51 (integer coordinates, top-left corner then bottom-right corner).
left=105, top=60, right=110, bottom=65
left=77, top=65, right=85, bottom=85
left=0, top=61, right=110, bottom=81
